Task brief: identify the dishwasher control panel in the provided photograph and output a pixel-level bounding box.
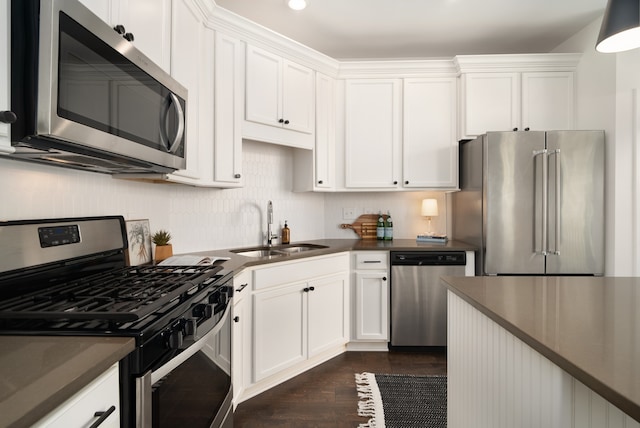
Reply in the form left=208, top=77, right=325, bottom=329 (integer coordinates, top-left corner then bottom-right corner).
left=390, top=251, right=466, bottom=266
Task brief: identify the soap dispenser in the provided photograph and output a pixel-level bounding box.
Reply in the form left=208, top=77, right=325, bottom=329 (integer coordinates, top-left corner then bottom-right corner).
left=282, top=221, right=290, bottom=244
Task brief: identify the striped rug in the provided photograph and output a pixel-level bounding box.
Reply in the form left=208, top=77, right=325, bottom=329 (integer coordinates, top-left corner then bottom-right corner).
left=355, top=372, right=447, bottom=428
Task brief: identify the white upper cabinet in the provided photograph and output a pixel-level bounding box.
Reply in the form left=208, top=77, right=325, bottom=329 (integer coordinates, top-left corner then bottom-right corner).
left=78, top=0, right=172, bottom=72
left=456, top=54, right=579, bottom=139
left=521, top=72, right=574, bottom=131
left=0, top=0, right=12, bottom=154
left=293, top=72, right=336, bottom=192
left=244, top=44, right=315, bottom=149
left=344, top=79, right=402, bottom=189
left=213, top=32, right=245, bottom=187
left=168, top=0, right=202, bottom=181
left=403, top=77, right=458, bottom=189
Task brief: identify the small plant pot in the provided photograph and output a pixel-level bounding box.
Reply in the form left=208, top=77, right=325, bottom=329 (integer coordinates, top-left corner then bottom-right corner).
left=155, top=244, right=173, bottom=263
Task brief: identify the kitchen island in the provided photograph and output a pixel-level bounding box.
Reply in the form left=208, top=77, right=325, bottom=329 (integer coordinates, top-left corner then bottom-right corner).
left=443, top=276, right=640, bottom=427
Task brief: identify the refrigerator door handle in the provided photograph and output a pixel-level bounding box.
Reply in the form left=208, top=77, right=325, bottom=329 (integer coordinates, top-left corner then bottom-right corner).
left=533, top=149, right=548, bottom=256
left=549, top=149, right=561, bottom=255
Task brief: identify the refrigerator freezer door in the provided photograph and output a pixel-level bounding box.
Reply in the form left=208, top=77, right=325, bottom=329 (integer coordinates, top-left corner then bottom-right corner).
left=546, top=131, right=605, bottom=274
left=484, top=131, right=546, bottom=274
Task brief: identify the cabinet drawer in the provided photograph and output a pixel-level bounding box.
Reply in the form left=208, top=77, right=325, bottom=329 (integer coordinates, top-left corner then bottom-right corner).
left=253, top=253, right=349, bottom=290
left=353, top=252, right=388, bottom=270
left=33, top=363, right=119, bottom=428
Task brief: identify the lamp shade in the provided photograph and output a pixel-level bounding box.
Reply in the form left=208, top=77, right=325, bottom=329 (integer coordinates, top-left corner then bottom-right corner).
left=596, top=0, right=640, bottom=53
left=421, top=199, right=438, bottom=217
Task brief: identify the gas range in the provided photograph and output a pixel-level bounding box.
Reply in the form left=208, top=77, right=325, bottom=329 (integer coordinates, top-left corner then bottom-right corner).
left=0, top=216, right=234, bottom=427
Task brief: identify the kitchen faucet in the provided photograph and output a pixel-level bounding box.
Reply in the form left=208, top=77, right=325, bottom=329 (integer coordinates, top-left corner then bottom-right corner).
left=266, top=200, right=278, bottom=246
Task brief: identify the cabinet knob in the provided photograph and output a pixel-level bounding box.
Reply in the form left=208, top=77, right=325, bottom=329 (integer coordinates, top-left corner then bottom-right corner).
left=393, top=181, right=398, bottom=185
left=284, top=120, right=290, bottom=125
left=234, top=173, right=241, bottom=179
left=382, top=277, right=387, bottom=281
left=524, top=127, right=530, bottom=131
left=0, top=111, right=17, bottom=124
left=317, top=180, right=323, bottom=184
left=278, top=118, right=284, bottom=123
left=113, top=24, right=126, bottom=35
left=303, top=287, right=310, bottom=292
left=309, top=286, right=315, bottom=291
left=233, top=316, right=240, bottom=323
left=124, top=32, right=135, bottom=42
left=404, top=180, right=409, bottom=185
left=512, top=127, right=518, bottom=131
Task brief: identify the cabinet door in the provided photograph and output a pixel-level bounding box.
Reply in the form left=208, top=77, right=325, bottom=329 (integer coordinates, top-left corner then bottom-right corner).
left=354, top=272, right=389, bottom=340
left=403, top=77, right=458, bottom=188
left=214, top=32, right=244, bottom=186
left=169, top=0, right=202, bottom=180
left=253, top=284, right=306, bottom=382
left=522, top=72, right=574, bottom=131
left=314, top=73, right=335, bottom=189
left=78, top=0, right=171, bottom=73
left=119, top=0, right=172, bottom=72
left=0, top=0, right=12, bottom=154
left=345, top=79, right=402, bottom=188
left=307, top=274, right=348, bottom=357
left=232, top=294, right=250, bottom=405
left=245, top=45, right=281, bottom=128
left=281, top=59, right=314, bottom=134
left=460, top=73, right=520, bottom=138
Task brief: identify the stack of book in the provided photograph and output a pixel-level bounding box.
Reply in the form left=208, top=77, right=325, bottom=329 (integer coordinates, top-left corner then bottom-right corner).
left=416, top=234, right=448, bottom=243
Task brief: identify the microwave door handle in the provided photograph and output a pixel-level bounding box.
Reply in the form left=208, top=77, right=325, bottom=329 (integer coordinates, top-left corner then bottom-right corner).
left=167, top=93, right=185, bottom=154
left=159, top=96, right=171, bottom=151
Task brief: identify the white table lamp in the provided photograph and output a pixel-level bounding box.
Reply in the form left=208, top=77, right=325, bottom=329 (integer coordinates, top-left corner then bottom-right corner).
left=421, top=199, right=438, bottom=235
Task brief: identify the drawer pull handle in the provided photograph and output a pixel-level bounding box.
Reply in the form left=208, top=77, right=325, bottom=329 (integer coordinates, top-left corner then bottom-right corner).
left=90, top=405, right=116, bottom=428
left=236, top=283, right=248, bottom=292
left=363, top=260, right=381, bottom=263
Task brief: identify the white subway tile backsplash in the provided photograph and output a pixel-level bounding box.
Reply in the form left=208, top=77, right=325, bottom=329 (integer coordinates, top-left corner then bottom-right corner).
left=0, top=140, right=449, bottom=253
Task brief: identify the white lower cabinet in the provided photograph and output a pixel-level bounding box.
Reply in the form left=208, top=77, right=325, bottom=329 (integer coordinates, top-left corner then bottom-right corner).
left=231, top=269, right=251, bottom=407
left=235, top=253, right=349, bottom=403
left=351, top=252, right=389, bottom=347
left=33, top=363, right=120, bottom=428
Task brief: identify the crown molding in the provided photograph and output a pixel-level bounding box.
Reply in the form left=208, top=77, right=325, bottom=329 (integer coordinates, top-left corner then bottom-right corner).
left=338, top=59, right=457, bottom=79
left=454, top=53, right=582, bottom=74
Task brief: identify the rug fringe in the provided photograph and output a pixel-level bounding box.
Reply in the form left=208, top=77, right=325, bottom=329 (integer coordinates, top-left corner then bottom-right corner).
left=355, top=372, right=385, bottom=428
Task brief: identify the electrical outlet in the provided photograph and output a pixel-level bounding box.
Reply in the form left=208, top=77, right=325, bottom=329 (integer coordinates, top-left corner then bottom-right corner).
left=343, top=208, right=356, bottom=220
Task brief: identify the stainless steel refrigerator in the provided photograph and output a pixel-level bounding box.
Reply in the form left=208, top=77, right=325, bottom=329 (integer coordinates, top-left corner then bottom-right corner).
left=452, top=130, right=605, bottom=276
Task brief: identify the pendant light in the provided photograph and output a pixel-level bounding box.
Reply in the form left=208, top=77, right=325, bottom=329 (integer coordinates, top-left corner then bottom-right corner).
left=596, top=0, right=640, bottom=53
left=288, top=0, right=307, bottom=11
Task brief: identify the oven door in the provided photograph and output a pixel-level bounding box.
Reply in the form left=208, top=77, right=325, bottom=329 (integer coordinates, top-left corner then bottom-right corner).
left=136, top=304, right=233, bottom=428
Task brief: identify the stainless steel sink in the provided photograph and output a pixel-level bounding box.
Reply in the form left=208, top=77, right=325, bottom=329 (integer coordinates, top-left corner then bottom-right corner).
left=230, top=243, right=328, bottom=258
left=274, top=244, right=328, bottom=253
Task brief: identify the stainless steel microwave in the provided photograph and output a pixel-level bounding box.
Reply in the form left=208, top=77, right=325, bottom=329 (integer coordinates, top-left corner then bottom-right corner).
left=9, top=0, right=188, bottom=174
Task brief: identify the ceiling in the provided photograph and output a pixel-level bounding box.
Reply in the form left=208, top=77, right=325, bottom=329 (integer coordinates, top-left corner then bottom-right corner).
left=214, top=0, right=608, bottom=60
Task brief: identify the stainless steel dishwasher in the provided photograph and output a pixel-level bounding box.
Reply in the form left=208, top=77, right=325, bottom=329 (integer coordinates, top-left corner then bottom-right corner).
left=390, top=251, right=466, bottom=347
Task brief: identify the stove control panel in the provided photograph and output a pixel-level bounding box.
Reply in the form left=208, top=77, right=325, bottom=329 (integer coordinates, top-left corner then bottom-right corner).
left=38, top=224, right=81, bottom=247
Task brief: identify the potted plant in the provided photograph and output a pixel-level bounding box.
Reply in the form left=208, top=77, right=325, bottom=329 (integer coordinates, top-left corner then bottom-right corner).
left=152, top=229, right=173, bottom=263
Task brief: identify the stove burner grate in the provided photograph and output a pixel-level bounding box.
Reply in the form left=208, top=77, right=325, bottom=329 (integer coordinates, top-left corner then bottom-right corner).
left=0, top=264, right=223, bottom=322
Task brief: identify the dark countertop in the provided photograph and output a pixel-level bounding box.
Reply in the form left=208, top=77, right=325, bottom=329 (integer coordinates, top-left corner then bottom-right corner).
left=442, top=276, right=640, bottom=422
left=0, top=336, right=134, bottom=428
left=198, top=238, right=477, bottom=272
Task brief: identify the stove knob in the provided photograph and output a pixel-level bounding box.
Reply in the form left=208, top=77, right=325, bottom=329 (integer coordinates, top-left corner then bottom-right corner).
left=168, top=329, right=183, bottom=349
left=193, top=303, right=213, bottom=319
left=183, top=319, right=197, bottom=337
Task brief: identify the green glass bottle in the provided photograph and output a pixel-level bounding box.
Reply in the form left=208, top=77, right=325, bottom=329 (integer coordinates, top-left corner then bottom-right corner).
left=384, top=211, right=393, bottom=241
left=376, top=212, right=385, bottom=240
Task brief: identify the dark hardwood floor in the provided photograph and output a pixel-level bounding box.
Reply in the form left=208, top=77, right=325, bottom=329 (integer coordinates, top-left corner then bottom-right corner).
left=234, top=349, right=447, bottom=427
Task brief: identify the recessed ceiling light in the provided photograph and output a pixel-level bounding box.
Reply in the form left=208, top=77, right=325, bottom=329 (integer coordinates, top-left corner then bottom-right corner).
left=288, top=0, right=307, bottom=11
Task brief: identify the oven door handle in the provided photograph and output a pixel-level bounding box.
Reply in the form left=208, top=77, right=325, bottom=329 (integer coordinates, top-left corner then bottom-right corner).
left=151, top=301, right=231, bottom=384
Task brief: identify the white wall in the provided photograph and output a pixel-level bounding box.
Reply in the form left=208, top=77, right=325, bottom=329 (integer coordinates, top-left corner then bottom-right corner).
left=0, top=140, right=326, bottom=254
